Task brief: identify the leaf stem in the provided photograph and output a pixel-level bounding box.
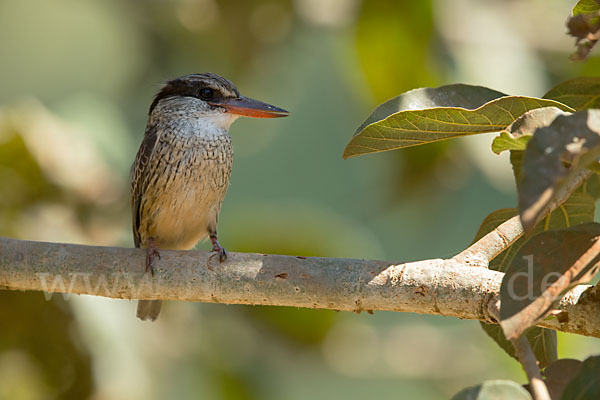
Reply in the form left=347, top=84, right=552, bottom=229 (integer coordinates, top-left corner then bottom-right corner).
left=511, top=336, right=551, bottom=400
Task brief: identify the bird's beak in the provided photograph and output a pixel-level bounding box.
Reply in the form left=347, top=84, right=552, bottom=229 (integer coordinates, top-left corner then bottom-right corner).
left=210, top=96, right=289, bottom=118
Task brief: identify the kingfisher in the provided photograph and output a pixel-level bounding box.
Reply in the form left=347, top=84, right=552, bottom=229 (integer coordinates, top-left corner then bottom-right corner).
left=131, top=73, right=288, bottom=321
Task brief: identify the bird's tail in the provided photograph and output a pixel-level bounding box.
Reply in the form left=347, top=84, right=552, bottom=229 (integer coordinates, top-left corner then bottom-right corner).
left=137, top=300, right=163, bottom=321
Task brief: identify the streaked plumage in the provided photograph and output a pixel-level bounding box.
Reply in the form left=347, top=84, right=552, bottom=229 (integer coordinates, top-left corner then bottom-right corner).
left=131, top=73, right=288, bottom=321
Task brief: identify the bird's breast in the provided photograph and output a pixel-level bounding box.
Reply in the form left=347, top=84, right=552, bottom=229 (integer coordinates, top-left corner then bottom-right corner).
left=155, top=129, right=233, bottom=188
left=140, top=125, right=234, bottom=249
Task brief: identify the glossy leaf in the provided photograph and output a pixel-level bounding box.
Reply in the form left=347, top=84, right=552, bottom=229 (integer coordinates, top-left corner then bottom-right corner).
left=473, top=189, right=595, bottom=360
left=471, top=192, right=595, bottom=274
left=562, top=356, right=600, bottom=400
left=543, top=77, right=600, bottom=110
left=480, top=323, right=557, bottom=369
left=492, top=107, right=568, bottom=155
left=510, top=150, right=525, bottom=184
left=491, top=132, right=530, bottom=154
left=473, top=208, right=563, bottom=367
left=500, top=223, right=600, bottom=340
left=519, top=110, right=600, bottom=232
left=542, top=358, right=583, bottom=400
left=344, top=84, right=573, bottom=158
left=451, top=380, right=532, bottom=400
left=353, top=84, right=506, bottom=135
left=573, top=0, right=600, bottom=16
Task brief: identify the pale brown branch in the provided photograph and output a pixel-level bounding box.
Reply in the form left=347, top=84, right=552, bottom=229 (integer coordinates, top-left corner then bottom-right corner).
left=454, top=168, right=594, bottom=268
left=1, top=237, right=599, bottom=338
left=453, top=215, right=523, bottom=267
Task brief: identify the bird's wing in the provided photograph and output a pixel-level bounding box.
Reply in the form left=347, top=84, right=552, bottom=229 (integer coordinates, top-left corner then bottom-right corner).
left=131, top=124, right=160, bottom=248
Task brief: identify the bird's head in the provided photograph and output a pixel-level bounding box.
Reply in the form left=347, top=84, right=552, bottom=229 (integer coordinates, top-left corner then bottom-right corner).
left=149, top=73, right=288, bottom=129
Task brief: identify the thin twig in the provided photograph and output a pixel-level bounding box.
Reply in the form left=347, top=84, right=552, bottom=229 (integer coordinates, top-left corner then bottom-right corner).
left=511, top=336, right=551, bottom=400
left=491, top=300, right=551, bottom=400
left=454, top=168, right=593, bottom=268
left=453, top=215, right=523, bottom=267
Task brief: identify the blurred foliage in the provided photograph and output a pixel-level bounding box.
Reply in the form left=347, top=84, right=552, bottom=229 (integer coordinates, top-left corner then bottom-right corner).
left=215, top=367, right=259, bottom=400
left=355, top=0, right=451, bottom=197
left=246, top=307, right=337, bottom=346
left=567, top=0, right=600, bottom=60
left=0, top=129, right=59, bottom=237
left=355, top=1, right=438, bottom=101
left=0, top=292, right=93, bottom=399
left=0, top=108, right=105, bottom=400
left=0, top=0, right=599, bottom=399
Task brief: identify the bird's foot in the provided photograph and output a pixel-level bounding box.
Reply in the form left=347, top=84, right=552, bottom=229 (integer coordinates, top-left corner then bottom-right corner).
left=145, top=238, right=161, bottom=276
left=210, top=236, right=227, bottom=263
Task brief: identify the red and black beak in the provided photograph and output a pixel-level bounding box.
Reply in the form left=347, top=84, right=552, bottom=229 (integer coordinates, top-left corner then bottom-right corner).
left=210, top=96, right=289, bottom=118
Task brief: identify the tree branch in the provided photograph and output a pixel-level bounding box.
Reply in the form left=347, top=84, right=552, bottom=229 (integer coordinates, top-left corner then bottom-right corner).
left=1, top=237, right=599, bottom=338
left=453, top=168, right=594, bottom=267
left=453, top=215, right=523, bottom=267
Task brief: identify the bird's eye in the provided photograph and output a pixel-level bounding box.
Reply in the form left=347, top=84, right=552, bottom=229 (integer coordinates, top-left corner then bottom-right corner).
left=199, top=88, right=214, bottom=100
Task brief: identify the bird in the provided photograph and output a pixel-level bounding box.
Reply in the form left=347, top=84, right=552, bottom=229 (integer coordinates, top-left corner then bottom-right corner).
left=131, top=72, right=289, bottom=321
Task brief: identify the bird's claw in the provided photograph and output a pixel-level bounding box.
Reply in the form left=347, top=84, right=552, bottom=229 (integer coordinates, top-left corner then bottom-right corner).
left=212, top=242, right=227, bottom=263
left=208, top=236, right=227, bottom=268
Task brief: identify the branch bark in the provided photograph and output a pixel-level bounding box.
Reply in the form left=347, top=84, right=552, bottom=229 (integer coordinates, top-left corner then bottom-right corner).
left=453, top=215, right=523, bottom=267
left=453, top=168, right=594, bottom=268
left=1, top=237, right=599, bottom=338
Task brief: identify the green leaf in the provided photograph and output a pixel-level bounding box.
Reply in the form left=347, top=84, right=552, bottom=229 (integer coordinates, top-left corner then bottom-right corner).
left=491, top=132, right=531, bottom=154
left=500, top=223, right=600, bottom=340
left=344, top=87, right=573, bottom=159
left=588, top=161, right=600, bottom=173
left=472, top=190, right=594, bottom=362
left=480, top=323, right=557, bottom=369
left=510, top=150, right=525, bottom=184
left=471, top=192, right=595, bottom=274
left=542, top=359, right=583, bottom=400
left=451, top=380, right=532, bottom=400
left=496, top=192, right=595, bottom=273
left=583, top=171, right=600, bottom=198
left=495, top=107, right=570, bottom=190
left=473, top=207, right=563, bottom=367
left=527, top=328, right=558, bottom=369
left=562, top=355, right=600, bottom=400
left=519, top=110, right=600, bottom=232
left=508, top=107, right=570, bottom=137
left=572, top=0, right=600, bottom=16
left=543, top=77, right=600, bottom=110
left=492, top=107, right=569, bottom=155
left=353, top=84, right=506, bottom=135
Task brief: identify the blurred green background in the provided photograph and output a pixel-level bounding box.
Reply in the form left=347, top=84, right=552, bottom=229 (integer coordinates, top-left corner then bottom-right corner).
left=1, top=0, right=599, bottom=399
